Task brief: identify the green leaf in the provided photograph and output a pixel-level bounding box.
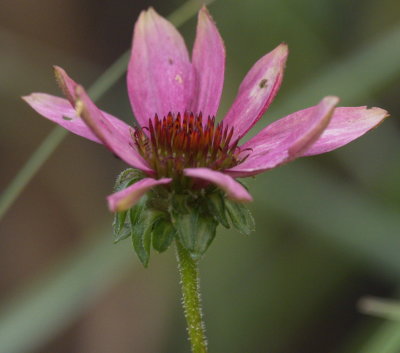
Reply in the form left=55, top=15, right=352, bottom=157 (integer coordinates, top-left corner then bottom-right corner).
left=129, top=195, right=152, bottom=267
left=129, top=195, right=167, bottom=266
left=225, top=200, right=255, bottom=236
left=112, top=210, right=131, bottom=243
left=112, top=169, right=147, bottom=244
left=129, top=194, right=148, bottom=226
left=152, top=218, right=176, bottom=253
left=206, top=192, right=230, bottom=228
left=174, top=208, right=218, bottom=260
left=130, top=215, right=152, bottom=267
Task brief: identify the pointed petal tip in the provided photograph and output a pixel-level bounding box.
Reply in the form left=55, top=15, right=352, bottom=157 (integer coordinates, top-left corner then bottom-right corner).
left=21, top=93, right=44, bottom=105
left=52, top=65, right=78, bottom=104
left=135, top=8, right=158, bottom=31
left=322, top=95, right=340, bottom=106
left=272, top=43, right=289, bottom=67
left=369, top=106, right=390, bottom=118
left=146, top=6, right=156, bottom=14
left=136, top=9, right=146, bottom=22
left=197, top=5, right=222, bottom=38
left=53, top=65, right=63, bottom=74
left=237, top=192, right=253, bottom=203
left=22, top=93, right=43, bottom=107
left=364, top=106, right=390, bottom=130
left=144, top=6, right=162, bottom=21
left=53, top=65, right=68, bottom=84
left=22, top=92, right=53, bottom=105
left=318, top=95, right=340, bottom=116
left=275, top=42, right=289, bottom=57
left=21, top=94, right=32, bottom=102
left=198, top=5, right=211, bottom=19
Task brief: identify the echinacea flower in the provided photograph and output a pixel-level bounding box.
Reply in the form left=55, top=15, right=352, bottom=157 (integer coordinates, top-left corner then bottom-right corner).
left=23, top=7, right=388, bottom=261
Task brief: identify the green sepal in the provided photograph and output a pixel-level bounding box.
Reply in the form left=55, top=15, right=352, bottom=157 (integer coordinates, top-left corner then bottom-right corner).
left=112, top=210, right=131, bottom=243
left=114, top=168, right=145, bottom=191
left=174, top=208, right=218, bottom=260
left=225, top=199, right=255, bottom=236
left=152, top=218, right=176, bottom=253
left=206, top=192, right=230, bottom=228
left=172, top=194, right=191, bottom=214
left=129, top=195, right=162, bottom=267
left=112, top=169, right=146, bottom=244
left=129, top=195, right=149, bottom=266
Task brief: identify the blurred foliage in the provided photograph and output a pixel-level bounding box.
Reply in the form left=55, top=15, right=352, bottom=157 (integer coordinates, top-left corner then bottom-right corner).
left=1, top=0, right=400, bottom=353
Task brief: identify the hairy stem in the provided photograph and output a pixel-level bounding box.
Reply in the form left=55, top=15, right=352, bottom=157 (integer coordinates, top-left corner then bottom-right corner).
left=176, top=240, right=208, bottom=353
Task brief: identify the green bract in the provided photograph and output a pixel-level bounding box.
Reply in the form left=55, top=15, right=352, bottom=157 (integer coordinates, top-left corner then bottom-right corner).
left=112, top=168, right=255, bottom=266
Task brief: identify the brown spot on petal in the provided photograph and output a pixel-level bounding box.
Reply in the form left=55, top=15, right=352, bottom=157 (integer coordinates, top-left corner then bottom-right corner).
left=259, top=78, right=268, bottom=88
left=168, top=58, right=174, bottom=65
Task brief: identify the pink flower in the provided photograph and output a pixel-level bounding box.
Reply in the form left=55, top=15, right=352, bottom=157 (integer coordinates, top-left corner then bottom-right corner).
left=23, top=7, right=388, bottom=213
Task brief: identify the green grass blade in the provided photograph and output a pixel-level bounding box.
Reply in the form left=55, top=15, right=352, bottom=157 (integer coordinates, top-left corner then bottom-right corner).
left=359, top=296, right=400, bottom=321
left=0, top=127, right=67, bottom=221
left=0, top=230, right=133, bottom=353
left=358, top=321, right=400, bottom=353
left=256, top=164, right=400, bottom=279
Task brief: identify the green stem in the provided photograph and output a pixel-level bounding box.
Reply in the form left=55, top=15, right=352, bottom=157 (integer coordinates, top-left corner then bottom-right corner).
left=176, top=240, right=208, bottom=353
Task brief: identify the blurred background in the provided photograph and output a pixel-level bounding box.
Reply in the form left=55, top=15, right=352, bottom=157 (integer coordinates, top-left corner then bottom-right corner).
left=1, top=0, right=400, bottom=352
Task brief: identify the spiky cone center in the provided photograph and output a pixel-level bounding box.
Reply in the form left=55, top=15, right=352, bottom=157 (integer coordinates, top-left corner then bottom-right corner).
left=132, top=112, right=248, bottom=180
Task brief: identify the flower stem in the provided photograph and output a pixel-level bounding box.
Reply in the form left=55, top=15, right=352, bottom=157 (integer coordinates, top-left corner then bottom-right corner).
left=176, top=240, right=208, bottom=353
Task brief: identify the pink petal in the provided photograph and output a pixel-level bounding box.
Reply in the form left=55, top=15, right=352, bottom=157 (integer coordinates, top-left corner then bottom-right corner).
left=107, top=177, right=172, bottom=212
left=23, top=93, right=100, bottom=143
left=54, top=66, right=78, bottom=104
left=302, top=106, right=389, bottom=156
left=127, top=7, right=193, bottom=127
left=190, top=6, right=225, bottom=119
left=23, top=93, right=135, bottom=145
left=288, top=96, right=339, bottom=157
left=226, top=96, right=340, bottom=177
left=74, top=85, right=152, bottom=173
left=184, top=168, right=252, bottom=202
left=53, top=66, right=136, bottom=139
left=222, top=43, right=288, bottom=141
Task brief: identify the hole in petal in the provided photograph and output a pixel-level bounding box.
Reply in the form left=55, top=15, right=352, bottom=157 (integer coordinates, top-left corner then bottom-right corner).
left=175, top=74, right=183, bottom=84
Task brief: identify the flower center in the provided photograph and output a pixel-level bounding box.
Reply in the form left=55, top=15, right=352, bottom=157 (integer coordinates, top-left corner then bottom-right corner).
left=133, top=112, right=247, bottom=178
